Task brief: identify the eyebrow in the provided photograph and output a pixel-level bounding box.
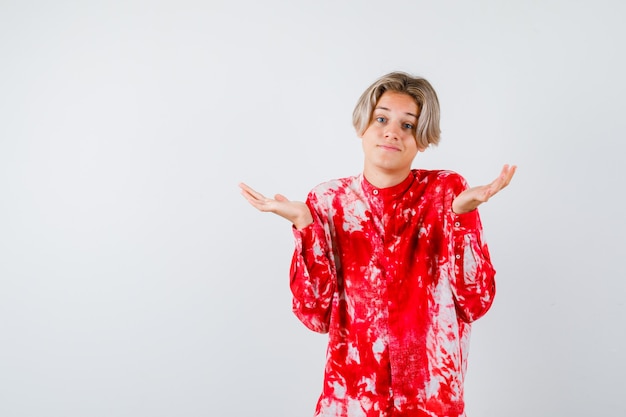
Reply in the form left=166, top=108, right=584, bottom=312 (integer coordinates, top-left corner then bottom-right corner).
left=375, top=106, right=418, bottom=119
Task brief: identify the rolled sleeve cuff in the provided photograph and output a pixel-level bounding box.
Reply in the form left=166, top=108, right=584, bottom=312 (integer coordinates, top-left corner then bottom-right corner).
left=452, top=209, right=479, bottom=232
left=292, top=221, right=324, bottom=254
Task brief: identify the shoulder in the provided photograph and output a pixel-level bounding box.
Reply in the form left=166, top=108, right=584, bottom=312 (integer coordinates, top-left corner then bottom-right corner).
left=308, top=175, right=359, bottom=198
left=412, top=169, right=468, bottom=192
left=305, top=175, right=360, bottom=214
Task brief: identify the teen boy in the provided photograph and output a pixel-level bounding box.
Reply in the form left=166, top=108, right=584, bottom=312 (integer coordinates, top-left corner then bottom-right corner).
left=240, top=71, right=515, bottom=417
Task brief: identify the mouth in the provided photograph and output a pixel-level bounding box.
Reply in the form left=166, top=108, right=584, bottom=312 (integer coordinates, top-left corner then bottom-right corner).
left=377, top=144, right=401, bottom=152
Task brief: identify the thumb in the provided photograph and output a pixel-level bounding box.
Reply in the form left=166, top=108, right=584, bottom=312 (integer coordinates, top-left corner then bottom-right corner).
left=274, top=194, right=290, bottom=202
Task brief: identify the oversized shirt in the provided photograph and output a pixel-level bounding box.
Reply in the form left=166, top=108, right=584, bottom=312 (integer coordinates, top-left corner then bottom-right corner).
left=290, top=169, right=496, bottom=417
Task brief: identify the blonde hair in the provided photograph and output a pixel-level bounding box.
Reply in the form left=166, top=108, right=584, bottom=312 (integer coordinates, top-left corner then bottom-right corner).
left=352, top=71, right=441, bottom=148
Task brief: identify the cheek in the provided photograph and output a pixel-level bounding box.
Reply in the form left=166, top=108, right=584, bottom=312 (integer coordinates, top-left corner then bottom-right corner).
left=403, top=136, right=418, bottom=150
left=361, top=129, right=379, bottom=144
left=361, top=127, right=375, bottom=138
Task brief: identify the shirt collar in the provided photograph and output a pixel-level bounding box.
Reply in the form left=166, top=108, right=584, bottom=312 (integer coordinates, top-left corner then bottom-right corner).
left=360, top=171, right=415, bottom=200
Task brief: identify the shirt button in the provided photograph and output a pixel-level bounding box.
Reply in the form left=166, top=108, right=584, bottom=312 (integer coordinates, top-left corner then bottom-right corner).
left=454, top=221, right=461, bottom=227
left=455, top=254, right=461, bottom=259
left=373, top=189, right=379, bottom=195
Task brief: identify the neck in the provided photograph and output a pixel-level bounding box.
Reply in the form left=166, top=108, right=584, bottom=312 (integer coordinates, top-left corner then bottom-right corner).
left=363, top=167, right=410, bottom=189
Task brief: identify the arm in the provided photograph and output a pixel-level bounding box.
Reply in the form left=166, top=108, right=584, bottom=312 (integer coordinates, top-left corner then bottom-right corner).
left=239, top=183, right=336, bottom=332
left=450, top=207, right=496, bottom=323
left=447, top=166, right=515, bottom=322
left=289, top=198, right=337, bottom=333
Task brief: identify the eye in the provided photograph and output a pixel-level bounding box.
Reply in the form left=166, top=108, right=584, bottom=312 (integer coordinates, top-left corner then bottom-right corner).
left=375, top=116, right=386, bottom=123
left=403, top=123, right=414, bottom=130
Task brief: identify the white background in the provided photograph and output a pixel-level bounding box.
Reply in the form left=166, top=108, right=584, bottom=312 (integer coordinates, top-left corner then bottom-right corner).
left=1, top=1, right=624, bottom=416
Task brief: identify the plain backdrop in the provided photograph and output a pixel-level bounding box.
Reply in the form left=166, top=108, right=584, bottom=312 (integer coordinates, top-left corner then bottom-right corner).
left=1, top=1, right=624, bottom=416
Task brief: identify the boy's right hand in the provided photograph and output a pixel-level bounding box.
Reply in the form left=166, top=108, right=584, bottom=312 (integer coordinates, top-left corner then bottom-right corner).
left=239, top=183, right=314, bottom=230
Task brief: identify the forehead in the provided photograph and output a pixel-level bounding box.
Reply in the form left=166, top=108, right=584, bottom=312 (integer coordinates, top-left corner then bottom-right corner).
left=376, top=91, right=419, bottom=117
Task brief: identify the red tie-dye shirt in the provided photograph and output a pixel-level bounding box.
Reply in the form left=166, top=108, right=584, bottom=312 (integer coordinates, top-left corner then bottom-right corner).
left=290, top=169, right=496, bottom=417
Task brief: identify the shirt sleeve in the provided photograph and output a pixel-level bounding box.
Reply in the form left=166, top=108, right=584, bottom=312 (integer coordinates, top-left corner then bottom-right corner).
left=289, top=195, right=337, bottom=333
left=447, top=175, right=497, bottom=323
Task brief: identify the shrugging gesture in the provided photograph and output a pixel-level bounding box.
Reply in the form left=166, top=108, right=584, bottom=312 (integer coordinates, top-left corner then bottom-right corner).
left=238, top=71, right=516, bottom=417
left=239, top=182, right=313, bottom=230
left=452, top=164, right=517, bottom=214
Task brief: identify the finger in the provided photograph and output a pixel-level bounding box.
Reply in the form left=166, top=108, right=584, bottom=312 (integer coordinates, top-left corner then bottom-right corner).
left=243, top=195, right=276, bottom=212
left=275, top=194, right=290, bottom=202
left=486, top=171, right=506, bottom=193
left=487, top=164, right=516, bottom=196
left=239, top=183, right=267, bottom=202
left=240, top=188, right=272, bottom=210
left=497, top=165, right=516, bottom=189
left=240, top=191, right=266, bottom=208
left=239, top=182, right=260, bottom=196
left=504, top=165, right=517, bottom=185
left=240, top=189, right=262, bottom=205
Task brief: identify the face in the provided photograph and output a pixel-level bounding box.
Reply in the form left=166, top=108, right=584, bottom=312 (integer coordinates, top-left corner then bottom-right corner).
left=360, top=91, right=422, bottom=184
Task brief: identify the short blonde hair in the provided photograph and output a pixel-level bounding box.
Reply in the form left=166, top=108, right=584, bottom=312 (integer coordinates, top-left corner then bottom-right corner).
left=352, top=71, right=441, bottom=148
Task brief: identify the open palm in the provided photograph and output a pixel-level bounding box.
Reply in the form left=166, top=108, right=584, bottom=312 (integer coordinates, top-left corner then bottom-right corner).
left=239, top=182, right=313, bottom=230
left=452, top=164, right=517, bottom=214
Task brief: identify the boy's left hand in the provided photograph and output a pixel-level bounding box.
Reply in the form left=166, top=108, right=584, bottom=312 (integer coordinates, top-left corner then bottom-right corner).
left=452, top=164, right=517, bottom=214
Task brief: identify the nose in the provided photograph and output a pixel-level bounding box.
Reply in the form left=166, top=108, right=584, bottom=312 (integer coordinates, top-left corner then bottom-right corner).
left=384, top=124, right=400, bottom=140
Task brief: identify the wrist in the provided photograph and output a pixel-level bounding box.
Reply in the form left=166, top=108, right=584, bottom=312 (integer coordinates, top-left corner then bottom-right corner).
left=293, top=214, right=313, bottom=230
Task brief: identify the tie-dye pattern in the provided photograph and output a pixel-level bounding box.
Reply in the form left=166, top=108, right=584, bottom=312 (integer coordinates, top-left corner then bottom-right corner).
left=290, top=170, right=496, bottom=417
